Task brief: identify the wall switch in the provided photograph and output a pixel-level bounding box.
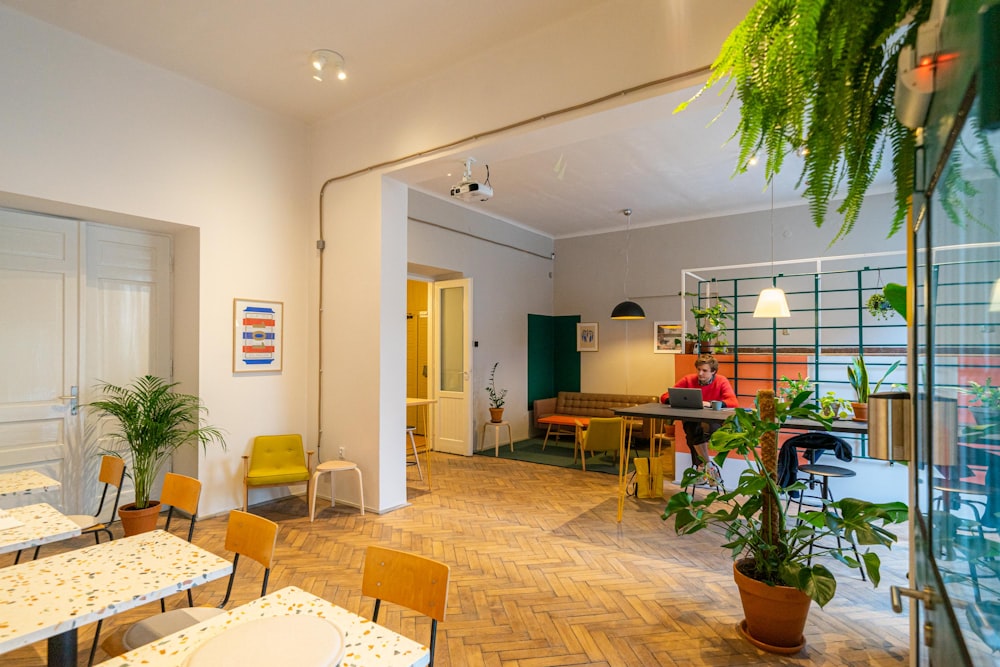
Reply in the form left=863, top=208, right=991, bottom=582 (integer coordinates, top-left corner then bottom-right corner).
left=338, top=447, right=345, bottom=459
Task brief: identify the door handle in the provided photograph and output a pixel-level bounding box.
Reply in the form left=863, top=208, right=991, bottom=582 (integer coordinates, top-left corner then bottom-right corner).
left=59, top=386, right=79, bottom=415
left=890, top=584, right=935, bottom=613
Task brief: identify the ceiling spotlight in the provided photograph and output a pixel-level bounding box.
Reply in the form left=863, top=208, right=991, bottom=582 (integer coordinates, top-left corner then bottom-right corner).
left=310, top=49, right=346, bottom=82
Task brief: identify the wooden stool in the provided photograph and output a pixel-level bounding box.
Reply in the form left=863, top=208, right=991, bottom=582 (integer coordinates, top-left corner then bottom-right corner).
left=309, top=459, right=364, bottom=521
left=481, top=420, right=513, bottom=456
left=406, top=426, right=423, bottom=480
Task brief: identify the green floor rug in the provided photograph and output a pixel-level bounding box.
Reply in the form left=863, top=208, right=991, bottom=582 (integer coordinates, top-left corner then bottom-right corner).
left=474, top=437, right=654, bottom=476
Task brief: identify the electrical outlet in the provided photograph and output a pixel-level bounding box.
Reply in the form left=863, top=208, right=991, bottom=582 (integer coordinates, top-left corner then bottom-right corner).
left=338, top=447, right=345, bottom=459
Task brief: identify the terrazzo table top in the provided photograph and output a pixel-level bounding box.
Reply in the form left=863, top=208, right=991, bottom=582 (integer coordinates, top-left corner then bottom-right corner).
left=0, top=469, right=61, bottom=498
left=96, top=585, right=429, bottom=667
left=0, top=529, right=232, bottom=657
left=0, top=502, right=81, bottom=554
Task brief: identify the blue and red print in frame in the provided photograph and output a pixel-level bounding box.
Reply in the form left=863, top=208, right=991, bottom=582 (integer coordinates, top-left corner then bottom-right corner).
left=233, top=299, right=283, bottom=373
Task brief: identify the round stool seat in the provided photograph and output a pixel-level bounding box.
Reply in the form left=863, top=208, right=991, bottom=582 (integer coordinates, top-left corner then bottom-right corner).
left=309, top=458, right=364, bottom=521
left=798, top=464, right=856, bottom=479
left=316, top=460, right=358, bottom=472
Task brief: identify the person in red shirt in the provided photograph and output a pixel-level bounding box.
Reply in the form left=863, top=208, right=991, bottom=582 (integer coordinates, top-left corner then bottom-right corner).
left=660, top=354, right=738, bottom=477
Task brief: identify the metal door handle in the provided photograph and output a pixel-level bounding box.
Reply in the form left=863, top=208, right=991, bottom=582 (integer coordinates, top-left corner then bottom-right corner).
left=891, top=585, right=935, bottom=613
left=59, top=386, right=79, bottom=415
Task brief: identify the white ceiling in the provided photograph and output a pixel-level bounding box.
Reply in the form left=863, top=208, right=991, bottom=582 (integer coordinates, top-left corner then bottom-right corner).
left=1, top=0, right=893, bottom=239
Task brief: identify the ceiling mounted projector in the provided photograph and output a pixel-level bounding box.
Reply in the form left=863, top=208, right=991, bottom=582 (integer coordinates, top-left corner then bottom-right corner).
left=450, top=157, right=493, bottom=202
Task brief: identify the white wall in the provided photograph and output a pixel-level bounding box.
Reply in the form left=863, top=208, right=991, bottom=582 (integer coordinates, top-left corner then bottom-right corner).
left=0, top=6, right=311, bottom=516
left=407, top=191, right=555, bottom=446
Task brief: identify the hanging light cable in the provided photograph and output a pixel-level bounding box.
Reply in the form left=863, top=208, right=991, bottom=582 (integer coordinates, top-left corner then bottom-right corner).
left=753, top=183, right=791, bottom=318
left=611, top=208, right=645, bottom=320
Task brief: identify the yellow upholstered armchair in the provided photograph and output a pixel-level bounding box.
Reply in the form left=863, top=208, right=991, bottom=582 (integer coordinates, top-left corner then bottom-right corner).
left=575, top=417, right=625, bottom=472
left=242, top=434, right=314, bottom=512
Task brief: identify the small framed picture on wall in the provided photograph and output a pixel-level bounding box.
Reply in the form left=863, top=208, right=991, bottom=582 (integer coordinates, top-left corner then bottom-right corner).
left=233, top=298, right=284, bottom=373
left=577, top=322, right=598, bottom=352
left=654, top=321, right=682, bottom=353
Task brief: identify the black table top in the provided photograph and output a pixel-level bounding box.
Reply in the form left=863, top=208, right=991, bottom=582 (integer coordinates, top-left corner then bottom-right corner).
left=613, top=402, right=869, bottom=435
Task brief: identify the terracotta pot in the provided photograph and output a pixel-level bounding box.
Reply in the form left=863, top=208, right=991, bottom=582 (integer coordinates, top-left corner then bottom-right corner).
left=118, top=500, right=162, bottom=537
left=684, top=341, right=696, bottom=354
left=489, top=407, right=504, bottom=423
left=851, top=402, right=868, bottom=421
left=733, top=560, right=810, bottom=653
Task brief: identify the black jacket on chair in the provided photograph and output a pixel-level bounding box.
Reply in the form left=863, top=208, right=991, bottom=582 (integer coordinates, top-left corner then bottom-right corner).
left=778, top=432, right=854, bottom=489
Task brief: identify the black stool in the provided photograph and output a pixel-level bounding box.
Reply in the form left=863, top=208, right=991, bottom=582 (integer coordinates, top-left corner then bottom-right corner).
left=793, top=463, right=865, bottom=581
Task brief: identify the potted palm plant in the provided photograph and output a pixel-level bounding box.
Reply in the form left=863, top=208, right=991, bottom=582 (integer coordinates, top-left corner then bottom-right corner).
left=847, top=357, right=901, bottom=421
left=89, top=375, right=225, bottom=536
left=485, top=362, right=508, bottom=423
left=663, top=389, right=907, bottom=652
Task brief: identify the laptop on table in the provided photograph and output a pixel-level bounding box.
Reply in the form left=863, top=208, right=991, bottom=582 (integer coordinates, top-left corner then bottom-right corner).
left=668, top=387, right=705, bottom=409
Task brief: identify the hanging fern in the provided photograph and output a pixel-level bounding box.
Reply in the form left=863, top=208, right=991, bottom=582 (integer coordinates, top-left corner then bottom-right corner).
left=677, top=0, right=932, bottom=242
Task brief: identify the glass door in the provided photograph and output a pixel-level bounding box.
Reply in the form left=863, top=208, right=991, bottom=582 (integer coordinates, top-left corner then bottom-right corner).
left=908, top=20, right=1000, bottom=661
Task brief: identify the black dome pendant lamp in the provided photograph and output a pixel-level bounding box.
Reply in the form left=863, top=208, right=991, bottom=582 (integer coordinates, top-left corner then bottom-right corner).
left=611, top=208, right=645, bottom=320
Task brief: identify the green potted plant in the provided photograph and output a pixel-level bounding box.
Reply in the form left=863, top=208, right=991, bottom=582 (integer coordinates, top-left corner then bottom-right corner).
left=817, top=391, right=853, bottom=420
left=689, top=294, right=733, bottom=353
left=961, top=378, right=1000, bottom=427
left=89, top=375, right=225, bottom=536
left=866, top=293, right=895, bottom=320
left=485, top=362, right=508, bottom=423
left=662, top=389, right=907, bottom=652
left=778, top=374, right=813, bottom=404
left=847, top=357, right=901, bottom=421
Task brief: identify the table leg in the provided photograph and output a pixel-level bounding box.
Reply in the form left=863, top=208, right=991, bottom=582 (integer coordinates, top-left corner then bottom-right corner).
left=48, top=628, right=77, bottom=667
left=423, top=404, right=433, bottom=487
left=617, top=425, right=632, bottom=523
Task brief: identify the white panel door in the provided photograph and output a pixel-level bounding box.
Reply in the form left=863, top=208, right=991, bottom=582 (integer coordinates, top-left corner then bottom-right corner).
left=432, top=278, right=472, bottom=455
left=84, top=223, right=172, bottom=392
left=0, top=210, right=79, bottom=505
left=0, top=211, right=172, bottom=512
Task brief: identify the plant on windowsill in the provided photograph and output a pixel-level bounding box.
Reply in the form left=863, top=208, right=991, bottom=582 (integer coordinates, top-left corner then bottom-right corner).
left=662, top=389, right=907, bottom=652
left=485, top=362, right=508, bottom=423
left=88, top=375, right=225, bottom=536
left=847, top=357, right=902, bottom=421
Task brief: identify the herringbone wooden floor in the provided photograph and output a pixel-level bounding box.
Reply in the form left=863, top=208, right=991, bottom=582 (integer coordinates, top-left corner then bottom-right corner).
left=3, top=450, right=910, bottom=666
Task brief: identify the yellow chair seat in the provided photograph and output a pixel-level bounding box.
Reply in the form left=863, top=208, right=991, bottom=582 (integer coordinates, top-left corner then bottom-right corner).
left=246, top=468, right=310, bottom=485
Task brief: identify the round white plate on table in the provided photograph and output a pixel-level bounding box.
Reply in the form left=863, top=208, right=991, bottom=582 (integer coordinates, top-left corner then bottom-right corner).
left=185, top=615, right=346, bottom=667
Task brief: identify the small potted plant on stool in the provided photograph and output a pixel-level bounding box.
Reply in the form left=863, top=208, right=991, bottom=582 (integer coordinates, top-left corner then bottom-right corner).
left=485, top=362, right=508, bottom=423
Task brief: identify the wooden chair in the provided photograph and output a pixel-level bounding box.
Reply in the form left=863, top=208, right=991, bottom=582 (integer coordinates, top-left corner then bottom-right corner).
left=575, top=417, right=625, bottom=472
left=100, top=510, right=279, bottom=658
left=242, top=434, right=314, bottom=512
left=88, top=472, right=203, bottom=665
left=24, top=455, right=126, bottom=566
left=362, top=545, right=450, bottom=667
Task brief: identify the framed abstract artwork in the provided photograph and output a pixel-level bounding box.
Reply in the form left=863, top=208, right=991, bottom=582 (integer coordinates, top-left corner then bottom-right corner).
left=654, top=321, right=683, bottom=353
left=576, top=322, right=598, bottom=352
left=233, top=298, right=283, bottom=373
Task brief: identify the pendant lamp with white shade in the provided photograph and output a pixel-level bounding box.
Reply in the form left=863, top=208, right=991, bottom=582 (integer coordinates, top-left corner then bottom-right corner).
left=753, top=184, right=791, bottom=319
left=611, top=208, right=645, bottom=320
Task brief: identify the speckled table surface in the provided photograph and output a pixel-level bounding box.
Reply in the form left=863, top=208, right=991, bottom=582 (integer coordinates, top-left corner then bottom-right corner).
left=0, top=503, right=81, bottom=554
left=96, top=585, right=429, bottom=667
left=0, top=529, right=232, bottom=659
left=0, top=470, right=61, bottom=498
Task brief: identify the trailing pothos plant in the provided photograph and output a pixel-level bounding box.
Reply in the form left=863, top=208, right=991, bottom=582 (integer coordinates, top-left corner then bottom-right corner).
left=676, top=0, right=933, bottom=243
left=662, top=389, right=908, bottom=607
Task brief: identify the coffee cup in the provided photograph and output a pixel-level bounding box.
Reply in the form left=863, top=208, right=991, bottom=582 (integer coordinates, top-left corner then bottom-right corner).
left=710, top=400, right=723, bottom=410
